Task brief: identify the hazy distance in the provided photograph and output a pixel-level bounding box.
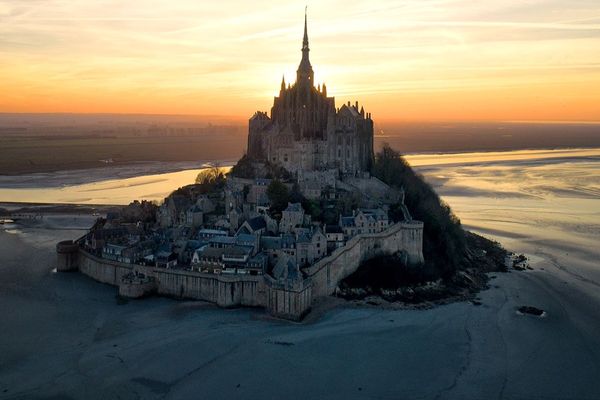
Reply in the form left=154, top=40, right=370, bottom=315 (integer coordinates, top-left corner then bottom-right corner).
left=1, top=113, right=598, bottom=175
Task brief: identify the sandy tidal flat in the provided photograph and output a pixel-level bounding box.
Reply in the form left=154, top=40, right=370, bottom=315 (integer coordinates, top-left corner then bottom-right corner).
left=1, top=149, right=600, bottom=399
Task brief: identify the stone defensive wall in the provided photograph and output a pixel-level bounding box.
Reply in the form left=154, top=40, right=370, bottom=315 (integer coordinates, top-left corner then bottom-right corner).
left=60, top=220, right=423, bottom=320
left=76, top=249, right=267, bottom=308
left=303, top=221, right=424, bottom=297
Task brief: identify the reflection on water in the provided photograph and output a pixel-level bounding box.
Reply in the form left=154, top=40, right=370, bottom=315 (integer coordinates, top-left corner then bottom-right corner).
left=0, top=167, right=231, bottom=205
left=406, top=148, right=600, bottom=168
left=0, top=149, right=598, bottom=260
left=412, top=148, right=600, bottom=268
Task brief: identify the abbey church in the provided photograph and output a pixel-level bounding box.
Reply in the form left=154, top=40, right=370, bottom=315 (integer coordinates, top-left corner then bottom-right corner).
left=247, top=13, right=375, bottom=175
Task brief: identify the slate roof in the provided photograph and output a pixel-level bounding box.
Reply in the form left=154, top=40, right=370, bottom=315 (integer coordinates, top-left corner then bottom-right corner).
left=209, top=236, right=236, bottom=245
left=284, top=202, right=303, bottom=213
left=359, top=208, right=388, bottom=220
left=199, top=245, right=253, bottom=262
left=170, top=195, right=191, bottom=211
left=247, top=216, right=266, bottom=231
left=223, top=246, right=252, bottom=257
left=199, top=247, right=226, bottom=259
left=281, top=233, right=296, bottom=248
left=260, top=236, right=282, bottom=250
left=185, top=240, right=204, bottom=251
left=296, top=231, right=311, bottom=244
left=236, top=233, right=256, bottom=245
left=198, top=228, right=227, bottom=236
left=325, top=225, right=343, bottom=234
left=272, top=257, right=299, bottom=281
left=340, top=216, right=356, bottom=227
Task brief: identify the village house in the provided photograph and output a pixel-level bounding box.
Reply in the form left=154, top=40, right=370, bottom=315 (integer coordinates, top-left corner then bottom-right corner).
left=247, top=178, right=271, bottom=204
left=279, top=202, right=305, bottom=233
left=185, top=205, right=204, bottom=228
left=339, top=207, right=390, bottom=238
left=325, top=225, right=345, bottom=251
left=85, top=227, right=127, bottom=254
left=354, top=208, right=389, bottom=234
left=237, top=215, right=268, bottom=237
left=157, top=195, right=191, bottom=228
left=295, top=227, right=327, bottom=267
left=197, top=228, right=228, bottom=241
left=156, top=252, right=178, bottom=268
left=192, top=244, right=267, bottom=275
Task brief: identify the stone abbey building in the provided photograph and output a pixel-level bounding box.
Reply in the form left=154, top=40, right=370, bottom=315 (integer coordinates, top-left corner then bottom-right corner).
left=247, top=13, right=375, bottom=175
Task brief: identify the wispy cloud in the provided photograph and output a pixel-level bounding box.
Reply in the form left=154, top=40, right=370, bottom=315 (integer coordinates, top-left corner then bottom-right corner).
left=0, top=0, right=599, bottom=121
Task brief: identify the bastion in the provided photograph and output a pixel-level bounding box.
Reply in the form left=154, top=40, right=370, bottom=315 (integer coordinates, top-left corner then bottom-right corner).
left=56, top=240, right=79, bottom=272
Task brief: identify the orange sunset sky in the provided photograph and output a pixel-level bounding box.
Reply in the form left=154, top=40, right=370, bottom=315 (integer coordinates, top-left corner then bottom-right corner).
left=1, top=1, right=600, bottom=122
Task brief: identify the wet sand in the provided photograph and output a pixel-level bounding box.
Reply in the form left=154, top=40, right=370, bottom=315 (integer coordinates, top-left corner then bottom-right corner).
left=1, top=213, right=600, bottom=399
left=1, top=149, right=599, bottom=399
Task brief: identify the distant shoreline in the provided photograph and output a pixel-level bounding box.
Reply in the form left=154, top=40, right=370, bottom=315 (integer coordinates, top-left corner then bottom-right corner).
left=1, top=145, right=599, bottom=178
left=2, top=114, right=599, bottom=175
left=1, top=147, right=599, bottom=206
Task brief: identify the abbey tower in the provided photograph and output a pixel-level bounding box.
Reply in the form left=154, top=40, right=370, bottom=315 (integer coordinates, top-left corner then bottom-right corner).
left=247, top=12, right=375, bottom=175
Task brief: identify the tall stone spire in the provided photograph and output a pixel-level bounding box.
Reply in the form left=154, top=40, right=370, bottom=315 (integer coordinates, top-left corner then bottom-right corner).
left=296, top=6, right=314, bottom=88
left=302, top=7, right=309, bottom=52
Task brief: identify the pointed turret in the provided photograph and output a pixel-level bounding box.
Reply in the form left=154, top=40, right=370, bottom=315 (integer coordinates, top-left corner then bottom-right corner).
left=281, top=75, right=286, bottom=92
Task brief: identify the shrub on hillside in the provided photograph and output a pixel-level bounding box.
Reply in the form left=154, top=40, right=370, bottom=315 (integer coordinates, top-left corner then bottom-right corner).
left=372, top=143, right=466, bottom=278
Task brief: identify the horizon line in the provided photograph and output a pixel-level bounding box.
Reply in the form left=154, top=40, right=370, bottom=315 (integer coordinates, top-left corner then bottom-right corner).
left=1, top=112, right=599, bottom=126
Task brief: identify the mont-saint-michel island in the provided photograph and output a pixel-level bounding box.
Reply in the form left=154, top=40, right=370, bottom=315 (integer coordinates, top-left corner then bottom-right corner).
left=2, top=3, right=600, bottom=400
left=57, top=14, right=434, bottom=321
